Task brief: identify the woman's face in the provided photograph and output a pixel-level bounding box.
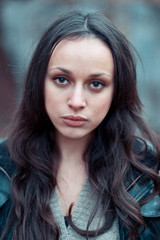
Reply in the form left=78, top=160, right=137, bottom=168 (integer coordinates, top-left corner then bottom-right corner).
left=44, top=37, right=114, bottom=141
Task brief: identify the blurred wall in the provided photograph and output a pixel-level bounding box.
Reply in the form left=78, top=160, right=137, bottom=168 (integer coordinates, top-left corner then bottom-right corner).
left=0, top=0, right=160, bottom=136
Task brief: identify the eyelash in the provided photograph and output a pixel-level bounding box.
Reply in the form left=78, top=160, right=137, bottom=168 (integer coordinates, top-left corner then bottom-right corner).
left=52, top=76, right=105, bottom=90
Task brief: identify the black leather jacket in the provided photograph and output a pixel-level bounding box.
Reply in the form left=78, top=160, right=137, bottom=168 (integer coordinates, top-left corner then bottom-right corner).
left=0, top=142, right=160, bottom=239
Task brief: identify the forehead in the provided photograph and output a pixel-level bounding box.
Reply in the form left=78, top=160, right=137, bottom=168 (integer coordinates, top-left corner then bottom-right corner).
left=50, top=36, right=110, bottom=57
left=48, top=37, right=114, bottom=75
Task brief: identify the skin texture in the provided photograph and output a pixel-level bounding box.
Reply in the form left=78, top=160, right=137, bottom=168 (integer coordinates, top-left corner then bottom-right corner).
left=44, top=37, right=114, bottom=143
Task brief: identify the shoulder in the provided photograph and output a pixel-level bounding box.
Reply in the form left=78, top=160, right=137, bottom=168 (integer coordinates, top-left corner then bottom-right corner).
left=0, top=140, right=15, bottom=237
left=0, top=140, right=16, bottom=238
left=127, top=176, right=160, bottom=217
left=132, top=138, right=158, bottom=168
left=127, top=139, right=160, bottom=216
left=0, top=139, right=15, bottom=208
left=127, top=144, right=160, bottom=220
left=0, top=139, right=15, bottom=176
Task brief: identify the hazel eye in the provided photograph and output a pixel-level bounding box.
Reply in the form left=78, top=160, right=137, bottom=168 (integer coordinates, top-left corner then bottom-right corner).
left=89, top=81, right=105, bottom=90
left=53, top=76, right=69, bottom=86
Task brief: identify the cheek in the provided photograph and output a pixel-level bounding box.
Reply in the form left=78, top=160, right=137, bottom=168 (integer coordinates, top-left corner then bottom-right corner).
left=45, top=97, right=59, bottom=116
left=93, top=95, right=113, bottom=118
left=93, top=105, right=109, bottom=124
left=44, top=88, right=58, bottom=115
left=45, top=90, right=67, bottom=119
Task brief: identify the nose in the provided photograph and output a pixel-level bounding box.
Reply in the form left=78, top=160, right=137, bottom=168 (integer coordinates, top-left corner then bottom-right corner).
left=68, top=85, right=86, bottom=110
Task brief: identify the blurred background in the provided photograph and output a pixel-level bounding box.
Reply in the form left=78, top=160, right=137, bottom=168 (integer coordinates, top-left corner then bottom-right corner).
left=0, top=0, right=160, bottom=137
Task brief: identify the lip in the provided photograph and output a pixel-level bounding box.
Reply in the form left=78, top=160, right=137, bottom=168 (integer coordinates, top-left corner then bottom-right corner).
left=63, top=115, right=87, bottom=121
left=62, top=115, right=88, bottom=127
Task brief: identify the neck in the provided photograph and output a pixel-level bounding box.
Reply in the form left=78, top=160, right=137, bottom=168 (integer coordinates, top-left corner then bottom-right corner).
left=56, top=132, right=93, bottom=165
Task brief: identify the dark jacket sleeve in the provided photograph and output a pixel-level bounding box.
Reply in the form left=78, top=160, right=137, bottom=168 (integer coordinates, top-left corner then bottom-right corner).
left=119, top=194, right=160, bottom=240
left=140, top=195, right=160, bottom=239
left=140, top=217, right=160, bottom=239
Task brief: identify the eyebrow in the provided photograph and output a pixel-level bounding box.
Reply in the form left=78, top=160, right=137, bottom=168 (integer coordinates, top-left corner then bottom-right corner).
left=49, top=67, right=72, bottom=75
left=49, top=67, right=112, bottom=79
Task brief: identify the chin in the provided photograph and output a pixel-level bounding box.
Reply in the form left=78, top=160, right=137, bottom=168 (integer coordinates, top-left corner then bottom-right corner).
left=57, top=129, right=93, bottom=140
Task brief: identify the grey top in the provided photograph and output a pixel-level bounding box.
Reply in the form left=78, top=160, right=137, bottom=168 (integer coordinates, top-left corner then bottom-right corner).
left=50, top=177, right=120, bottom=240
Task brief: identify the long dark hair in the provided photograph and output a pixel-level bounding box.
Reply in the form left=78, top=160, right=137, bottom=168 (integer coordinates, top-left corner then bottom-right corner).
left=2, top=10, right=160, bottom=240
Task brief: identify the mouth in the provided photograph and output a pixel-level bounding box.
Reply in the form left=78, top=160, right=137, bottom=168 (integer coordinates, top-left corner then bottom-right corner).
left=62, top=115, right=88, bottom=127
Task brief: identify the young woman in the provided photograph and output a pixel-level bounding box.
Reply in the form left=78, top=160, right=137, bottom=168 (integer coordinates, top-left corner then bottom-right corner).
left=0, top=11, right=160, bottom=240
